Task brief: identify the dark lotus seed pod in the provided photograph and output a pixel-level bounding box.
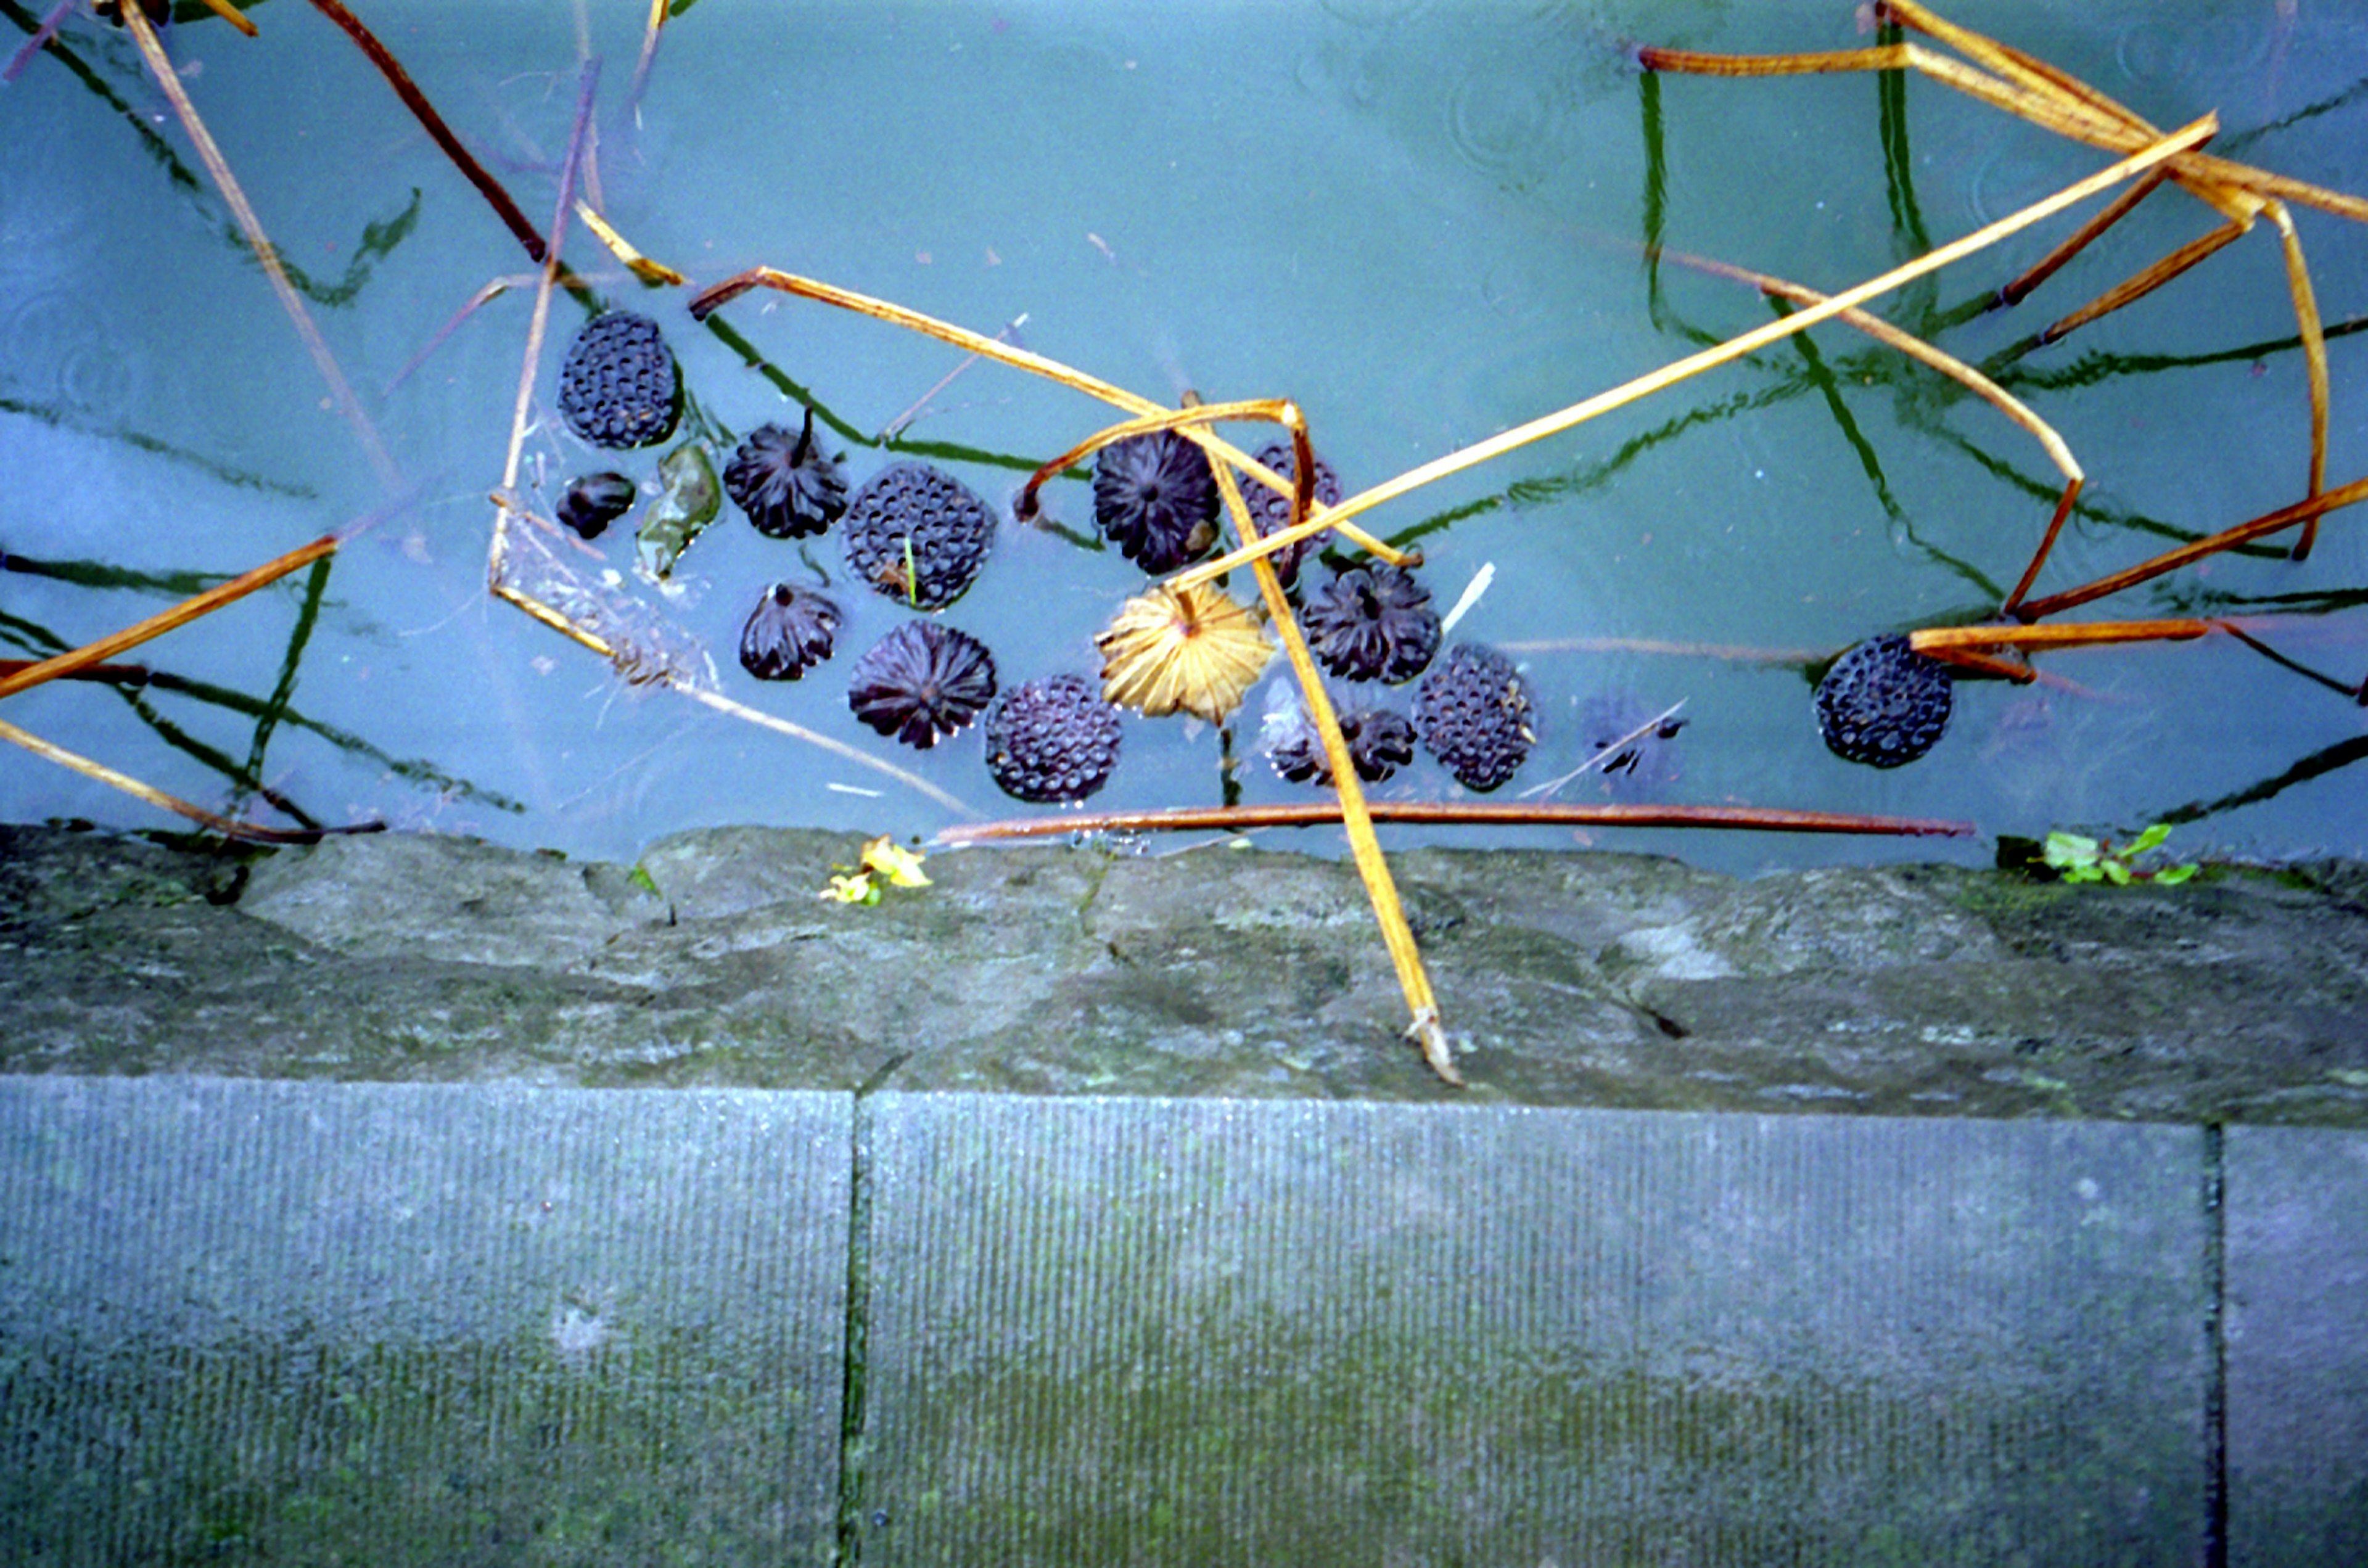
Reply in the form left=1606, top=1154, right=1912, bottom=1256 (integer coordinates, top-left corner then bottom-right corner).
left=556, top=472, right=636, bottom=540
left=1093, top=430, right=1220, bottom=574
left=1814, top=632, right=1954, bottom=767
left=984, top=674, right=1124, bottom=803
left=1268, top=702, right=1416, bottom=786
left=1304, top=562, right=1441, bottom=684
left=842, top=461, right=997, bottom=609
left=846, top=620, right=998, bottom=749
left=725, top=409, right=848, bottom=540
left=738, top=582, right=842, bottom=682
left=557, top=311, right=680, bottom=449
left=1413, top=642, right=1537, bottom=792
left=1237, top=441, right=1341, bottom=589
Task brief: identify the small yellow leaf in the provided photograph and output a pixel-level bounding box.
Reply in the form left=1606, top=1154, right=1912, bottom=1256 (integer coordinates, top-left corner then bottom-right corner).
left=861, top=835, right=931, bottom=888
left=820, top=871, right=878, bottom=905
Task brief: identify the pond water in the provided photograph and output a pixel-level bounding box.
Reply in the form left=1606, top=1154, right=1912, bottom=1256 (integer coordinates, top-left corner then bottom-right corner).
left=4, top=0, right=2366, bottom=877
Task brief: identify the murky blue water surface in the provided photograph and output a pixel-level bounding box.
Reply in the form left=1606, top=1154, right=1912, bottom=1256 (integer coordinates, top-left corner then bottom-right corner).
left=4, top=0, right=2365, bottom=873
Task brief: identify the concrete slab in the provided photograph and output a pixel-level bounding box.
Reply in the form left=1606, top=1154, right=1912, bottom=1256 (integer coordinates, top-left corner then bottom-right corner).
left=852, top=1094, right=2208, bottom=1564
left=0, top=1077, right=852, bottom=1566
left=2226, top=1126, right=2368, bottom=1565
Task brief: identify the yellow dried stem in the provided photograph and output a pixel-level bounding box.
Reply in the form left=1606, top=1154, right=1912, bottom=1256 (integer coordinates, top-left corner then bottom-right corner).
left=120, top=4, right=395, bottom=488
left=2266, top=200, right=2332, bottom=559
left=1206, top=432, right=1458, bottom=1086
left=1910, top=619, right=2214, bottom=654
left=0, top=534, right=338, bottom=703
left=574, top=201, right=687, bottom=286
left=192, top=0, right=258, bottom=38
left=1916, top=646, right=2036, bottom=682
left=0, top=714, right=354, bottom=844
left=1179, top=117, right=2216, bottom=589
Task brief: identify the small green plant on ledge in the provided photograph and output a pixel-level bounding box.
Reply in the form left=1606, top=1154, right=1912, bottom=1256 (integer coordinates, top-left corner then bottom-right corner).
left=2043, top=823, right=2199, bottom=886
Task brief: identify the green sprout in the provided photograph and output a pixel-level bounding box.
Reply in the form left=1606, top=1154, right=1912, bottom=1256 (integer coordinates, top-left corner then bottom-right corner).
left=2042, top=823, right=2199, bottom=886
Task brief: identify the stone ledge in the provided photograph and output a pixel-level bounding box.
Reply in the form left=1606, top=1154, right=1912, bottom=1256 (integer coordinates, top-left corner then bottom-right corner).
left=4, top=822, right=2365, bottom=1121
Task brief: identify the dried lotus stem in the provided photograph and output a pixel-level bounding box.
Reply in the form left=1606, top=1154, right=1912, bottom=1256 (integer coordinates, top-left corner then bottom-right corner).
left=0, top=714, right=375, bottom=844
left=1172, top=117, right=2216, bottom=594
left=939, top=801, right=1976, bottom=844
left=304, top=0, right=548, bottom=262
left=689, top=268, right=1410, bottom=566
left=120, top=3, right=396, bottom=488
left=2016, top=473, right=2368, bottom=621
left=1909, top=619, right=2216, bottom=655
left=0, top=535, right=338, bottom=703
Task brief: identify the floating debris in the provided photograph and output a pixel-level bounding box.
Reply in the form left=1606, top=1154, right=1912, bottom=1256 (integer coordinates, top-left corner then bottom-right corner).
left=1414, top=642, right=1537, bottom=791
left=633, top=441, right=720, bottom=581
left=1304, top=562, right=1442, bottom=684
left=1094, top=429, right=1220, bottom=574
left=1577, top=692, right=1687, bottom=792
left=842, top=461, right=997, bottom=608
left=738, top=582, right=842, bottom=681
left=557, top=311, right=680, bottom=449
left=984, top=673, right=1125, bottom=803
left=1096, top=581, right=1274, bottom=724
left=725, top=408, right=848, bottom=540
left=1263, top=692, right=1416, bottom=786
left=1236, top=440, right=1341, bottom=588
left=556, top=472, right=636, bottom=540
left=847, top=620, right=998, bottom=748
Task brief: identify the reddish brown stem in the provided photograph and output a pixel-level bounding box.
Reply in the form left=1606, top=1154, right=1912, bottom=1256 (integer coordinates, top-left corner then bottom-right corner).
left=939, top=802, right=1974, bottom=846
left=304, top=0, right=549, bottom=263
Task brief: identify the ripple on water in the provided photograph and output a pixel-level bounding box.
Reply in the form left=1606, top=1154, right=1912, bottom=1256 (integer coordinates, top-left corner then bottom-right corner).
left=0, top=289, right=139, bottom=418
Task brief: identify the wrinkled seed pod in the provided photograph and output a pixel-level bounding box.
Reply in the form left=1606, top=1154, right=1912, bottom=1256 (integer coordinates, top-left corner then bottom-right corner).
left=557, top=311, right=680, bottom=449
left=1268, top=703, right=1416, bottom=786
left=1304, top=562, right=1441, bottom=684
left=842, top=461, right=997, bottom=609
left=984, top=674, right=1125, bottom=803
left=846, top=620, right=998, bottom=749
left=738, top=582, right=842, bottom=682
left=1413, top=642, right=1537, bottom=792
left=725, top=411, right=849, bottom=540
left=1093, top=430, right=1220, bottom=574
left=1238, top=441, right=1341, bottom=588
left=556, top=472, right=636, bottom=540
left=1814, top=632, right=1954, bottom=767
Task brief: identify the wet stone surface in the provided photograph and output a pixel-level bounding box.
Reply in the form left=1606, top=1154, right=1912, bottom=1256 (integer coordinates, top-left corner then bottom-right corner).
left=4, top=821, right=2368, bottom=1122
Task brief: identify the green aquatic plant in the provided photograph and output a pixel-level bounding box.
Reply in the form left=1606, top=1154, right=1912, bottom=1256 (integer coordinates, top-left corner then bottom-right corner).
left=2042, top=823, right=2198, bottom=886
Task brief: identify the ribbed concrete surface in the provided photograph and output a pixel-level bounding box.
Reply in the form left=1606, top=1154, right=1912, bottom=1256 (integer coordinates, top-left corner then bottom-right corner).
left=0, top=1078, right=851, bottom=1566
left=5, top=1080, right=2367, bottom=1564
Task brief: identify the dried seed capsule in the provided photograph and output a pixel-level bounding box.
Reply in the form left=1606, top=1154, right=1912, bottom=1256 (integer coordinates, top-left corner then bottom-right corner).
left=725, top=409, right=848, bottom=540
left=1814, top=633, right=1953, bottom=767
left=984, top=674, right=1125, bottom=803
left=1413, top=642, right=1537, bottom=792
left=556, top=472, right=636, bottom=540
left=1236, top=440, right=1341, bottom=588
left=738, top=582, right=842, bottom=682
left=557, top=311, right=680, bottom=449
left=842, top=461, right=997, bottom=609
left=1093, top=430, right=1219, bottom=574
left=1304, top=562, right=1441, bottom=684
left=1265, top=700, right=1416, bottom=786
left=846, top=620, right=998, bottom=749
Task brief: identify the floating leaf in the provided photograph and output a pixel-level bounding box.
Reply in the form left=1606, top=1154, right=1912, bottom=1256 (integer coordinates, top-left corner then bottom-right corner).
left=635, top=441, right=721, bottom=581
